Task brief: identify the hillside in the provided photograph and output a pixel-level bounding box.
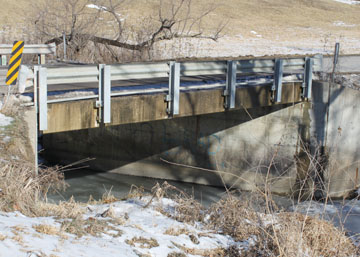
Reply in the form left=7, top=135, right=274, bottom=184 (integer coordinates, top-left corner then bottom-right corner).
left=0, top=0, right=359, bottom=58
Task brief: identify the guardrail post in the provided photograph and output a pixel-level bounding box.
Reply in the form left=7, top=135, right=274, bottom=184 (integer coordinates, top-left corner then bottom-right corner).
left=272, top=59, right=283, bottom=103
left=38, top=54, right=46, bottom=65
left=331, top=42, right=340, bottom=83
left=96, top=64, right=111, bottom=124
left=165, top=61, right=180, bottom=116
left=0, top=55, right=6, bottom=66
left=302, top=57, right=313, bottom=100
left=37, top=66, right=48, bottom=131
left=224, top=61, right=237, bottom=109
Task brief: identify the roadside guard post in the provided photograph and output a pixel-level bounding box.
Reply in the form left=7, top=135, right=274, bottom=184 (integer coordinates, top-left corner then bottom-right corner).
left=5, top=41, right=24, bottom=86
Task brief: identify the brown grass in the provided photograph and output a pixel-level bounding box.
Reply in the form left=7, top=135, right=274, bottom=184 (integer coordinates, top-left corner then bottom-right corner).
left=32, top=224, right=60, bottom=236
left=0, top=162, right=66, bottom=216
left=125, top=236, right=159, bottom=249
left=0, top=233, right=6, bottom=241
left=147, top=181, right=359, bottom=256
left=60, top=216, right=123, bottom=238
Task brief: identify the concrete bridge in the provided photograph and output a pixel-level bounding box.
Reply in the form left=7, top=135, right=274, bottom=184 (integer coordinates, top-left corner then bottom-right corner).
left=35, top=57, right=319, bottom=132
left=1, top=47, right=358, bottom=199
left=38, top=56, right=321, bottom=195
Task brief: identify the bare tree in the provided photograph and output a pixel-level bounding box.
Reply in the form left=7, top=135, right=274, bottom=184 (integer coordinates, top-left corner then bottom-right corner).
left=32, top=0, right=227, bottom=62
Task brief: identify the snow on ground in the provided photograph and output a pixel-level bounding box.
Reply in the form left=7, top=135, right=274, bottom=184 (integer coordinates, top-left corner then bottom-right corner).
left=0, top=198, right=245, bottom=257
left=333, top=21, right=356, bottom=27
left=0, top=113, right=13, bottom=127
left=153, top=34, right=359, bottom=60
left=333, top=0, right=360, bottom=4
left=86, top=4, right=108, bottom=11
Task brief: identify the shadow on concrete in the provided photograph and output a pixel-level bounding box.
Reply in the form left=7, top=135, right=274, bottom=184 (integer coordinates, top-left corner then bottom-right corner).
left=42, top=100, right=296, bottom=188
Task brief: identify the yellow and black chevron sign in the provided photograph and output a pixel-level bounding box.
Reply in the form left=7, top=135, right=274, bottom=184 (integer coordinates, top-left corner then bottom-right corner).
left=6, top=41, right=24, bottom=86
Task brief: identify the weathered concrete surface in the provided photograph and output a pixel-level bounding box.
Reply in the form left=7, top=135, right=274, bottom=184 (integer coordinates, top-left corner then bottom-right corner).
left=24, top=106, right=37, bottom=166
left=311, top=81, right=360, bottom=198
left=43, top=103, right=307, bottom=195
left=44, top=82, right=302, bottom=134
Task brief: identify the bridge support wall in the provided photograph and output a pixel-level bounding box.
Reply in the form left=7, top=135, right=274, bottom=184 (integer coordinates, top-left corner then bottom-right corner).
left=311, top=81, right=360, bottom=198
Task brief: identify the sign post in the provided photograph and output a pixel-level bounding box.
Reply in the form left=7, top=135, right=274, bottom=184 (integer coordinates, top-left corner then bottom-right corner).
left=5, top=41, right=24, bottom=86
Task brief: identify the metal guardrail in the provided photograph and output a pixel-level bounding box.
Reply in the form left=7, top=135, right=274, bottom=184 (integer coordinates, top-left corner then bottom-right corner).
left=45, top=56, right=322, bottom=85
left=0, top=43, right=56, bottom=55
left=0, top=43, right=56, bottom=66
left=35, top=55, right=321, bottom=131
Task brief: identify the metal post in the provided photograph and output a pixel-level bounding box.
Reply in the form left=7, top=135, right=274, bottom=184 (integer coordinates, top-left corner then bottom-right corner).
left=331, top=42, right=340, bottom=83
left=34, top=66, right=39, bottom=175
left=0, top=55, right=6, bottom=66
left=63, top=32, right=67, bottom=60
left=40, top=54, right=46, bottom=65
left=96, top=64, right=111, bottom=124
left=302, top=57, right=313, bottom=100
left=165, top=61, right=180, bottom=116
left=272, top=59, right=283, bottom=103
left=224, top=61, right=237, bottom=109
left=38, top=67, right=48, bottom=131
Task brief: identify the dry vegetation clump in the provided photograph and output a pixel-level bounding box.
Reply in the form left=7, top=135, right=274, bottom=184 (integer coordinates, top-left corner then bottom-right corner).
left=204, top=197, right=360, bottom=256
left=144, top=182, right=205, bottom=224
left=0, top=162, right=66, bottom=217
left=148, top=182, right=359, bottom=256
left=206, top=194, right=260, bottom=241
left=61, top=217, right=123, bottom=238
left=269, top=212, right=359, bottom=257
left=125, top=236, right=159, bottom=249
left=36, top=197, right=85, bottom=219
left=32, top=224, right=60, bottom=236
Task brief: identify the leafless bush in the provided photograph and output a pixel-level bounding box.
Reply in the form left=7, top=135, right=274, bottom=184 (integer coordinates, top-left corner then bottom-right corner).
left=29, top=0, right=226, bottom=62
left=206, top=194, right=260, bottom=241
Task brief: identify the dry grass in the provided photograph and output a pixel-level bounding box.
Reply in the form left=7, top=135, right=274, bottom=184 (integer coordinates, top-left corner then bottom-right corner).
left=0, top=162, right=66, bottom=216
left=0, top=233, right=6, bottom=241
left=32, top=224, right=60, bottom=236
left=206, top=194, right=261, bottom=241
left=146, top=181, right=359, bottom=256
left=36, top=197, right=85, bottom=219
left=60, top=217, right=123, bottom=238
left=271, top=212, right=358, bottom=257
left=125, top=236, right=159, bottom=249
left=164, top=226, right=190, bottom=236
left=171, top=241, right=228, bottom=257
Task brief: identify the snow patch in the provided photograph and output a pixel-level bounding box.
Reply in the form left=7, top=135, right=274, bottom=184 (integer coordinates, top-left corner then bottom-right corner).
left=333, top=0, right=360, bottom=4
left=0, top=198, right=243, bottom=257
left=86, top=4, right=108, bottom=11
left=333, top=21, right=356, bottom=27
left=0, top=113, right=13, bottom=127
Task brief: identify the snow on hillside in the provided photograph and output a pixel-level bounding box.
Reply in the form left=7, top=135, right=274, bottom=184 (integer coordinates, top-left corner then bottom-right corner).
left=333, top=0, right=360, bottom=4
